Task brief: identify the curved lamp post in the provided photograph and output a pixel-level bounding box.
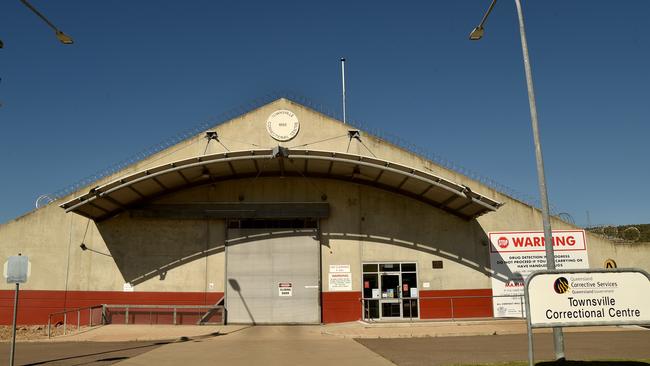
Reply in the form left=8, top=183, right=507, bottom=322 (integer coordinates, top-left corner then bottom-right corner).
left=20, top=0, right=74, bottom=44
left=469, top=0, right=565, bottom=361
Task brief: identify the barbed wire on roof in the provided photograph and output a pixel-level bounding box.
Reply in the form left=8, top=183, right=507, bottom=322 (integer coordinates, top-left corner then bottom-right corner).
left=45, top=90, right=563, bottom=217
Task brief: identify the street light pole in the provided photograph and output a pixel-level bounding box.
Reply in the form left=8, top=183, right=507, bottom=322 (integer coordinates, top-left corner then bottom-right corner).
left=19, top=0, right=74, bottom=44
left=469, top=0, right=565, bottom=360
left=512, top=0, right=565, bottom=359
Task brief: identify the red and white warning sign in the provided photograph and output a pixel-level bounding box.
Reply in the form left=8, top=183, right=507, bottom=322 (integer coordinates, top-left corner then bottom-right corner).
left=278, top=282, right=293, bottom=297
left=488, top=230, right=589, bottom=318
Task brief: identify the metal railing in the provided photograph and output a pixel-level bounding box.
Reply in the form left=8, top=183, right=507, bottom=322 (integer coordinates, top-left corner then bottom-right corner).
left=103, top=304, right=225, bottom=326
left=47, top=305, right=105, bottom=338
left=47, top=304, right=225, bottom=338
left=362, top=294, right=525, bottom=322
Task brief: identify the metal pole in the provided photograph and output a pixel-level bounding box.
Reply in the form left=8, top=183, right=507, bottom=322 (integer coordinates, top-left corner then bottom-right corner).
left=478, top=0, right=498, bottom=29
left=525, top=281, right=535, bottom=366
left=9, top=283, right=19, bottom=366
left=513, top=0, right=564, bottom=360
left=341, top=57, right=347, bottom=124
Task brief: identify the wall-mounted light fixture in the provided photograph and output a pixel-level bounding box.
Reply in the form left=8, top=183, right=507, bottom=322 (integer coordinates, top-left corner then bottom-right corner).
left=79, top=243, right=112, bottom=257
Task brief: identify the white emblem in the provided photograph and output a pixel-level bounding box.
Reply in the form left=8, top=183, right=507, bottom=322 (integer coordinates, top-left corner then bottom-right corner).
left=266, top=110, right=299, bottom=141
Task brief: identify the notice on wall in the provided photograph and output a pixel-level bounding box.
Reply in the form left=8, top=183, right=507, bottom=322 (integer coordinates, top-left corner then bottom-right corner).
left=489, top=230, right=589, bottom=318
left=329, top=264, right=351, bottom=273
left=527, top=270, right=650, bottom=327
left=278, top=282, right=293, bottom=297
left=4, top=256, right=29, bottom=284
left=328, top=272, right=352, bottom=291
left=328, top=264, right=352, bottom=291
left=123, top=283, right=134, bottom=292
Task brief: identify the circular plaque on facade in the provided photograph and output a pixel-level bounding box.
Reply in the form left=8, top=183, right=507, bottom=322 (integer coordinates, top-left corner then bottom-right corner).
left=266, top=110, right=299, bottom=141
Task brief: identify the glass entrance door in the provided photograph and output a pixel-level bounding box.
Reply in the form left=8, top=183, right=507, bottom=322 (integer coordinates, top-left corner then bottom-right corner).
left=380, top=273, right=401, bottom=318
left=362, top=273, right=379, bottom=319
left=362, top=262, right=419, bottom=321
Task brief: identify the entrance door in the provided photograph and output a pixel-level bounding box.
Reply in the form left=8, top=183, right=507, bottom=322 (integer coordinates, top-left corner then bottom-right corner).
left=362, top=262, right=419, bottom=321
left=226, top=226, right=320, bottom=324
left=380, top=274, right=401, bottom=318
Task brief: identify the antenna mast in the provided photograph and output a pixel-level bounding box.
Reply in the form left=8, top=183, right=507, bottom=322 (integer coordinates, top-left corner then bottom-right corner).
left=341, top=57, right=347, bottom=124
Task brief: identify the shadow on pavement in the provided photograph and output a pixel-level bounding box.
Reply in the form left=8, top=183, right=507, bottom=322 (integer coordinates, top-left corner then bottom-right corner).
left=21, top=342, right=171, bottom=366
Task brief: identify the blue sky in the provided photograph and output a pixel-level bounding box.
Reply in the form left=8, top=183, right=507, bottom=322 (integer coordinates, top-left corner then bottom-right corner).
left=0, top=1, right=648, bottom=226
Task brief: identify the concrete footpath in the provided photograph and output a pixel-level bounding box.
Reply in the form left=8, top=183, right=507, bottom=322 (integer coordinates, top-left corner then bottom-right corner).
left=44, top=319, right=644, bottom=342
left=117, top=325, right=396, bottom=366
left=322, top=319, right=641, bottom=339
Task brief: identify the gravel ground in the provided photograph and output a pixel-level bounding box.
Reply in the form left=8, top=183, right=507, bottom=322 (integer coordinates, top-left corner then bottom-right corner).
left=0, top=325, right=92, bottom=341
left=0, top=325, right=49, bottom=341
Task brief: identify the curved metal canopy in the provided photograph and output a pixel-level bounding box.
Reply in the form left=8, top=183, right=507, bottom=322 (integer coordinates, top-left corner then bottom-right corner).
left=60, top=147, right=503, bottom=221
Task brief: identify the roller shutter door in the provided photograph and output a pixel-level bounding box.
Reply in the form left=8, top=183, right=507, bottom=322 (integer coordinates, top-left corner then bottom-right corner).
left=225, top=229, right=320, bottom=324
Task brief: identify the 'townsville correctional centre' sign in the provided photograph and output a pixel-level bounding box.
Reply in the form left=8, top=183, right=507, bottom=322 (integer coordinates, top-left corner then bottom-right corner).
left=526, top=269, right=650, bottom=327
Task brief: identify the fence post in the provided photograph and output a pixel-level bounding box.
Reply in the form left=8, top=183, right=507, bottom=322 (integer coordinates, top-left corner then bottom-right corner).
left=125, top=307, right=129, bottom=325
left=102, top=304, right=107, bottom=325
left=63, top=313, right=67, bottom=335
left=363, top=300, right=367, bottom=321
left=77, top=309, right=80, bottom=331
left=47, top=315, right=51, bottom=339
left=89, top=307, right=93, bottom=327
left=450, top=298, right=455, bottom=321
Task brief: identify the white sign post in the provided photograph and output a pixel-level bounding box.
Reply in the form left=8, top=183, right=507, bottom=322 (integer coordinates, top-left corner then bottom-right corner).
left=524, top=268, right=650, bottom=366
left=4, top=254, right=29, bottom=366
left=489, top=230, right=589, bottom=317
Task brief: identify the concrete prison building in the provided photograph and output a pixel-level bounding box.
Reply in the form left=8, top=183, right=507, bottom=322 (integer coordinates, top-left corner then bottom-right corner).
left=1, top=98, right=648, bottom=325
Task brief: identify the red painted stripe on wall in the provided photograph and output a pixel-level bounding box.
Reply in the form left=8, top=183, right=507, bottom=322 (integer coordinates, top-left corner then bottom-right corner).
left=1, top=288, right=493, bottom=325
left=322, top=291, right=361, bottom=323
left=419, top=289, right=493, bottom=319
left=0, top=290, right=223, bottom=325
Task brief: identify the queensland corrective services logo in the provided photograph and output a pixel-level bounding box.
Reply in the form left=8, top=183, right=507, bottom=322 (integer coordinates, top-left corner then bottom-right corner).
left=553, top=277, right=570, bottom=294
